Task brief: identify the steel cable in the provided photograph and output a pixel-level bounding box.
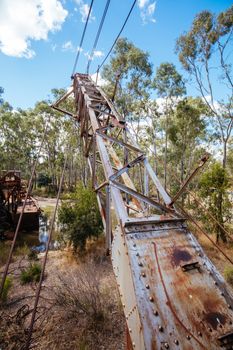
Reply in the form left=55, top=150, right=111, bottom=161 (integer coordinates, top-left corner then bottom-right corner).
left=96, top=0, right=137, bottom=74
left=24, top=150, right=68, bottom=350
left=86, top=0, right=111, bottom=74
left=71, top=0, right=95, bottom=78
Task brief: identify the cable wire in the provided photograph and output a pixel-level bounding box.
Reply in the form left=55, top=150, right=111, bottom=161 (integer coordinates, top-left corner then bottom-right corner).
left=86, top=0, right=111, bottom=74
left=97, top=0, right=137, bottom=73
left=71, top=0, right=95, bottom=78
left=0, top=122, right=49, bottom=299
left=24, top=150, right=68, bottom=350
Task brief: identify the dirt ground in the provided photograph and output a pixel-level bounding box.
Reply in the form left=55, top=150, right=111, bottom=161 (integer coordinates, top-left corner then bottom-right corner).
left=1, top=217, right=233, bottom=349
left=35, top=196, right=58, bottom=209
left=0, top=245, right=126, bottom=350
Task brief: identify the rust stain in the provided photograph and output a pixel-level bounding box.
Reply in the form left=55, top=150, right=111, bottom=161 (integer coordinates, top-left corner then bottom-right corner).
left=171, top=247, right=192, bottom=267
left=203, top=311, right=226, bottom=330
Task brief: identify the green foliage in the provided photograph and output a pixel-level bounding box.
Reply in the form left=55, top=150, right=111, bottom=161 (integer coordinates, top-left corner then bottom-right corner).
left=102, top=38, right=152, bottom=118
left=15, top=243, right=30, bottom=257
left=199, top=162, right=231, bottom=241
left=224, top=266, right=233, bottom=286
left=176, top=5, right=233, bottom=168
left=58, top=183, right=103, bottom=252
left=199, top=163, right=229, bottom=197
left=0, top=276, right=12, bottom=303
left=37, top=173, right=52, bottom=187
left=153, top=62, right=186, bottom=98
left=20, top=263, right=41, bottom=284
left=28, top=250, right=39, bottom=261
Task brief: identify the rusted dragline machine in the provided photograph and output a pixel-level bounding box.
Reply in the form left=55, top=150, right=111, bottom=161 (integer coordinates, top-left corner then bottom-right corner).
left=0, top=170, right=40, bottom=233
left=53, top=74, right=233, bottom=350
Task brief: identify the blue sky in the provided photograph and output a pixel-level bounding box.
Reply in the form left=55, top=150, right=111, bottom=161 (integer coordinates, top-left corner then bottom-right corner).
left=0, top=0, right=232, bottom=109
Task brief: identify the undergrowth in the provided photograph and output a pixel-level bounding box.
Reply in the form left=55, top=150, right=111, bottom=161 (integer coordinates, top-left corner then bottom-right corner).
left=224, top=266, right=233, bottom=286
left=20, top=263, right=42, bottom=284
left=0, top=276, right=13, bottom=303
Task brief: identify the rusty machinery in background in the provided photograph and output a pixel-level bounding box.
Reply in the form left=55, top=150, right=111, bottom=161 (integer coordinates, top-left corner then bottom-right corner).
left=52, top=74, right=233, bottom=350
left=0, top=170, right=40, bottom=232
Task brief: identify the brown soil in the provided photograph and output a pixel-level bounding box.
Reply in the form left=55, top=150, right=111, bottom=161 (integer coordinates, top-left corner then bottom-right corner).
left=0, top=246, right=126, bottom=350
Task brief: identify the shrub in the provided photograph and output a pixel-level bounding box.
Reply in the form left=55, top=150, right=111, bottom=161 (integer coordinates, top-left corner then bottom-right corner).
left=37, top=173, right=52, bottom=187
left=20, top=263, right=41, bottom=284
left=0, top=276, right=13, bottom=303
left=55, top=262, right=111, bottom=328
left=0, top=242, right=11, bottom=266
left=224, top=266, right=233, bottom=286
left=58, top=183, right=103, bottom=252
left=15, top=243, right=30, bottom=257
left=28, top=250, right=39, bottom=261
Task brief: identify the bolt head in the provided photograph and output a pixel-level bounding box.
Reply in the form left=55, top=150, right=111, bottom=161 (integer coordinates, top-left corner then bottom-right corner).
left=158, top=325, right=163, bottom=332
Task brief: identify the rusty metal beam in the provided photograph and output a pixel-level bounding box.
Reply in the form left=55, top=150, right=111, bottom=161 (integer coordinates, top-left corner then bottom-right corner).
left=52, top=74, right=233, bottom=350
left=51, top=105, right=74, bottom=117
left=169, top=153, right=210, bottom=207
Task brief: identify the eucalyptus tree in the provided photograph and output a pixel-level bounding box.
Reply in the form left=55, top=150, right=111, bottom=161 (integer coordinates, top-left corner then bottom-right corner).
left=0, top=101, right=37, bottom=173
left=102, top=38, right=153, bottom=120
left=167, top=97, right=207, bottom=198
left=153, top=62, right=186, bottom=189
left=176, top=5, right=233, bottom=168
left=199, top=162, right=231, bottom=243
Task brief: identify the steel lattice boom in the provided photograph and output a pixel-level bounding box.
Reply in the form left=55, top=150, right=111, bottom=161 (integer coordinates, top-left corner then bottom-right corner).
left=53, top=73, right=233, bottom=350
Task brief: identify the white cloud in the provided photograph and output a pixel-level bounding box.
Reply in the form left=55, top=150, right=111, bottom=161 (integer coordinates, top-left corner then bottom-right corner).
left=84, top=50, right=104, bottom=60
left=91, top=73, right=107, bottom=87
left=77, top=46, right=84, bottom=53
left=51, top=43, right=57, bottom=51
left=74, top=0, right=95, bottom=23
left=62, top=41, right=84, bottom=53
left=138, top=0, right=149, bottom=9
left=62, top=40, right=73, bottom=51
left=148, top=3, right=155, bottom=15
left=93, top=50, right=104, bottom=58
left=0, top=0, right=68, bottom=58
left=138, top=0, right=156, bottom=24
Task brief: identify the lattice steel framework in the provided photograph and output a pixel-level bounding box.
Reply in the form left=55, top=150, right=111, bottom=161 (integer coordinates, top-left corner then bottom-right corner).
left=53, top=73, right=233, bottom=350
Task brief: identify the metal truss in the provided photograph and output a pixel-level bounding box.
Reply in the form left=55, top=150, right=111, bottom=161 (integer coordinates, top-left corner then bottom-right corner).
left=52, top=73, right=233, bottom=350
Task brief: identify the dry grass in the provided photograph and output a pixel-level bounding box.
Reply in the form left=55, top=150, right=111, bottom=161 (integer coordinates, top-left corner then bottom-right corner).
left=0, top=241, right=126, bottom=350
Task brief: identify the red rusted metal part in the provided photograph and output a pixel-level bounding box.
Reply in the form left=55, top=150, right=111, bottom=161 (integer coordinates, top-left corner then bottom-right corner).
left=0, top=171, right=40, bottom=230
